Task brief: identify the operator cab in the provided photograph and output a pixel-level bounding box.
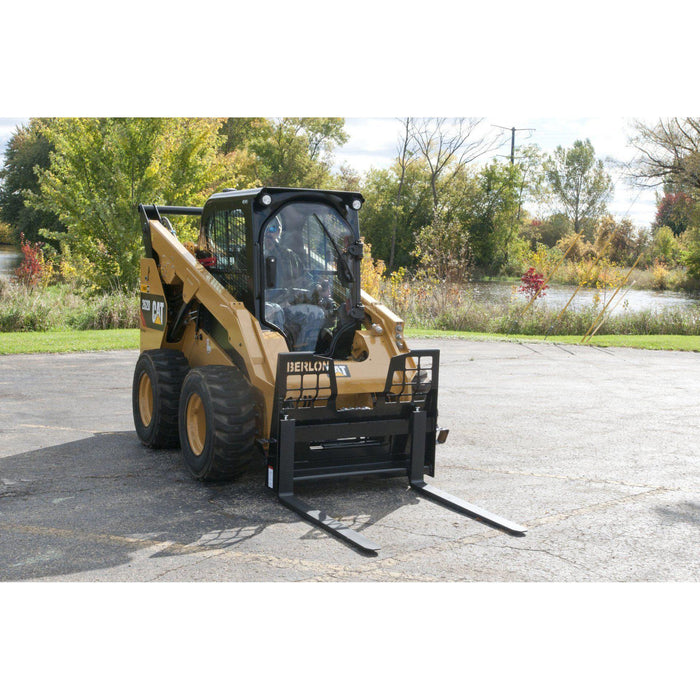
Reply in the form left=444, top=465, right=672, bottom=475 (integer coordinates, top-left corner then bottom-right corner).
left=200, top=187, right=365, bottom=358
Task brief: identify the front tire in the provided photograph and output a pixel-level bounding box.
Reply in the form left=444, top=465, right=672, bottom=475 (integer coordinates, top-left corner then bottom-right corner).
left=132, top=350, right=189, bottom=448
left=178, top=365, right=257, bottom=481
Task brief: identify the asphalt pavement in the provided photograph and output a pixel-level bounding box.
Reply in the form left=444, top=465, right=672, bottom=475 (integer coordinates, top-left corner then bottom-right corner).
left=0, top=339, right=698, bottom=581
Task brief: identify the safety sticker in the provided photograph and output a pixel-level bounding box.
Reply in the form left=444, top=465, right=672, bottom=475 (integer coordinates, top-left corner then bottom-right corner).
left=267, top=466, right=274, bottom=489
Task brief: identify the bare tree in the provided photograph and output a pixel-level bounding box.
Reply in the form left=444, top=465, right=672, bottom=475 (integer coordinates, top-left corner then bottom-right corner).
left=410, top=117, right=503, bottom=210
left=629, top=118, right=700, bottom=192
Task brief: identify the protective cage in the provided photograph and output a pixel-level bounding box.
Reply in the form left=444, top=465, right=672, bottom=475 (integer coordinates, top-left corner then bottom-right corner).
left=267, top=349, right=440, bottom=495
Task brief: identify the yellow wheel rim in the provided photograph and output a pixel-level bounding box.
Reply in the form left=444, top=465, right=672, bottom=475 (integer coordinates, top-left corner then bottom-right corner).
left=186, top=393, right=206, bottom=456
left=138, top=373, right=154, bottom=427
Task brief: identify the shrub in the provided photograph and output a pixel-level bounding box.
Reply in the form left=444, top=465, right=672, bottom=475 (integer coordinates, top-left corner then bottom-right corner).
left=518, top=268, right=548, bottom=300
left=14, top=233, right=45, bottom=287
left=360, top=240, right=386, bottom=300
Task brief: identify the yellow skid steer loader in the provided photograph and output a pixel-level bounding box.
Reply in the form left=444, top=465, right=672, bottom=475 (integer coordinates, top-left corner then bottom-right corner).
left=133, top=187, right=526, bottom=552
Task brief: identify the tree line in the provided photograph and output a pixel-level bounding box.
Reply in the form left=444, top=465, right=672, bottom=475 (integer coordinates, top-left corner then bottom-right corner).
left=1, top=116, right=699, bottom=291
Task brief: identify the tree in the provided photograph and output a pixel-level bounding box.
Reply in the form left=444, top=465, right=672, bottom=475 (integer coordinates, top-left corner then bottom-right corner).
left=32, top=118, right=251, bottom=290
left=388, top=117, right=416, bottom=271
left=219, top=117, right=270, bottom=155
left=0, top=120, right=64, bottom=245
left=359, top=160, right=433, bottom=270
left=513, top=143, right=547, bottom=222
left=544, top=139, right=613, bottom=235
left=529, top=213, right=573, bottom=248
left=630, top=118, right=700, bottom=193
left=683, top=226, right=700, bottom=279
left=248, top=118, right=348, bottom=188
left=594, top=215, right=637, bottom=264
left=654, top=191, right=693, bottom=234
left=410, top=117, right=502, bottom=210
left=465, top=161, right=524, bottom=273
left=413, top=210, right=471, bottom=283
left=651, top=226, right=683, bottom=265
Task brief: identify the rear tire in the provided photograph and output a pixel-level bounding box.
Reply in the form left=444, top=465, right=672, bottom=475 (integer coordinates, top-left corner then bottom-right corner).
left=132, top=350, right=189, bottom=448
left=178, top=365, right=257, bottom=481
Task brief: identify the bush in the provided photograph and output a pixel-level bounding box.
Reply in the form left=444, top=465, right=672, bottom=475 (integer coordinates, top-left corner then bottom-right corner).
left=14, top=233, right=45, bottom=287
left=66, top=290, right=139, bottom=330
left=518, top=268, right=548, bottom=300
left=0, top=282, right=139, bottom=332
left=370, top=271, right=700, bottom=337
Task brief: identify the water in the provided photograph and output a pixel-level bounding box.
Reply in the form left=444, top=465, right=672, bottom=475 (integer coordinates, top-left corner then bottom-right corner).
left=1, top=244, right=699, bottom=315
left=0, top=246, right=21, bottom=280
left=470, top=280, right=700, bottom=316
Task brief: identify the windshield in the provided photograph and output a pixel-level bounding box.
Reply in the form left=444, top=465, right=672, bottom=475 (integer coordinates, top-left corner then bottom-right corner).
left=263, top=201, right=355, bottom=352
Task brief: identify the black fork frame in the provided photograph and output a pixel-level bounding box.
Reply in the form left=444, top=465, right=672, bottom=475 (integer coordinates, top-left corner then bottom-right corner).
left=267, top=350, right=526, bottom=553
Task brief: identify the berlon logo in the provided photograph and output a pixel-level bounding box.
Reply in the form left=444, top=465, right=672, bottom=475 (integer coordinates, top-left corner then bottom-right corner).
left=287, top=359, right=330, bottom=374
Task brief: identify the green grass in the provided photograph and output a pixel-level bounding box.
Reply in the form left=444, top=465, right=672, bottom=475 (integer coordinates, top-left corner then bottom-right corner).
left=0, top=328, right=139, bottom=355
left=405, top=328, right=700, bottom=352
left=0, top=326, right=698, bottom=355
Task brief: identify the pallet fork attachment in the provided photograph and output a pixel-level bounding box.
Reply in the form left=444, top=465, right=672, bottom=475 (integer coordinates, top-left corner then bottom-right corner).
left=267, top=350, right=526, bottom=553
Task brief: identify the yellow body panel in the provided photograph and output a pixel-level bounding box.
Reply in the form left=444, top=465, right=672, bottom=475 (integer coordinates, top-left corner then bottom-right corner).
left=140, top=220, right=410, bottom=440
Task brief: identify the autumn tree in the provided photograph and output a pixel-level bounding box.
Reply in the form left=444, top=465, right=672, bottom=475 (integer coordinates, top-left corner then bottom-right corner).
left=654, top=191, right=693, bottom=234
left=544, top=138, right=613, bottom=235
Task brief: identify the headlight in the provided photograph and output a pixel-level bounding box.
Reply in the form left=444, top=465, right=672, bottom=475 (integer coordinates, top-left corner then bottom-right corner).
left=261, top=194, right=272, bottom=206
left=351, top=199, right=362, bottom=210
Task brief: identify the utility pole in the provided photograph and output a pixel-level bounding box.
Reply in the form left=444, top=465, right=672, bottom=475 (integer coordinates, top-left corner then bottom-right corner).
left=492, top=124, right=536, bottom=164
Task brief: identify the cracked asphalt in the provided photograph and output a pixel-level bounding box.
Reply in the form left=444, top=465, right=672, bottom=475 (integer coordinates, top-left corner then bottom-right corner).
left=0, top=339, right=698, bottom=581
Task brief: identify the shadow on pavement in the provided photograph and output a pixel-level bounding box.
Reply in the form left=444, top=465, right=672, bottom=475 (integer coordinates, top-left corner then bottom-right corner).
left=654, top=501, right=700, bottom=528
left=0, top=431, right=420, bottom=580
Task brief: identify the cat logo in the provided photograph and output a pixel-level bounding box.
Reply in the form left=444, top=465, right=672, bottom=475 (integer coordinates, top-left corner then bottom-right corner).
left=152, top=300, right=165, bottom=326
left=335, top=364, right=350, bottom=378
left=140, top=293, right=166, bottom=330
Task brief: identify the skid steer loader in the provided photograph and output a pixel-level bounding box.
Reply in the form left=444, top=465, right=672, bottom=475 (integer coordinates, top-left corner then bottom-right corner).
left=132, top=187, right=526, bottom=552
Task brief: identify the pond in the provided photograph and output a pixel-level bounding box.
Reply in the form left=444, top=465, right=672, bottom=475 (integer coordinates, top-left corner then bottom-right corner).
left=1, top=244, right=699, bottom=316
left=470, top=280, right=700, bottom=316
left=0, top=246, right=21, bottom=280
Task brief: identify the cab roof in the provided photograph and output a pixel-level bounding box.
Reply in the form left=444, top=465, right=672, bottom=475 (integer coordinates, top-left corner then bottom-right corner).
left=207, top=186, right=364, bottom=207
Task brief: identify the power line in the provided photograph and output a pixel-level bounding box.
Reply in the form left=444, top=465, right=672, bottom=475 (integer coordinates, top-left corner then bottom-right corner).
left=492, top=124, right=536, bottom=164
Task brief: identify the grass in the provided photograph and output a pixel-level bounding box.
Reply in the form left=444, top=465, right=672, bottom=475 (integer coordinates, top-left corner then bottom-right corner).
left=405, top=328, right=700, bottom=352
left=0, top=327, right=698, bottom=355
left=0, top=328, right=140, bottom=355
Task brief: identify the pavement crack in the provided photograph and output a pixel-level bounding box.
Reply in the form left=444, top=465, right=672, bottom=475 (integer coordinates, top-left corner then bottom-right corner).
left=482, top=542, right=596, bottom=575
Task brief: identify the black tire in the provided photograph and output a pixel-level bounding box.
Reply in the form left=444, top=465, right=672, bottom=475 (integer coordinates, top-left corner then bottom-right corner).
left=178, top=365, right=257, bottom=481
left=132, top=349, right=189, bottom=449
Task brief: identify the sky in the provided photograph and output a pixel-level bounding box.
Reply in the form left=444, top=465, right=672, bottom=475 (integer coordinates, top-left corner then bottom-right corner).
left=1, top=116, right=659, bottom=228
